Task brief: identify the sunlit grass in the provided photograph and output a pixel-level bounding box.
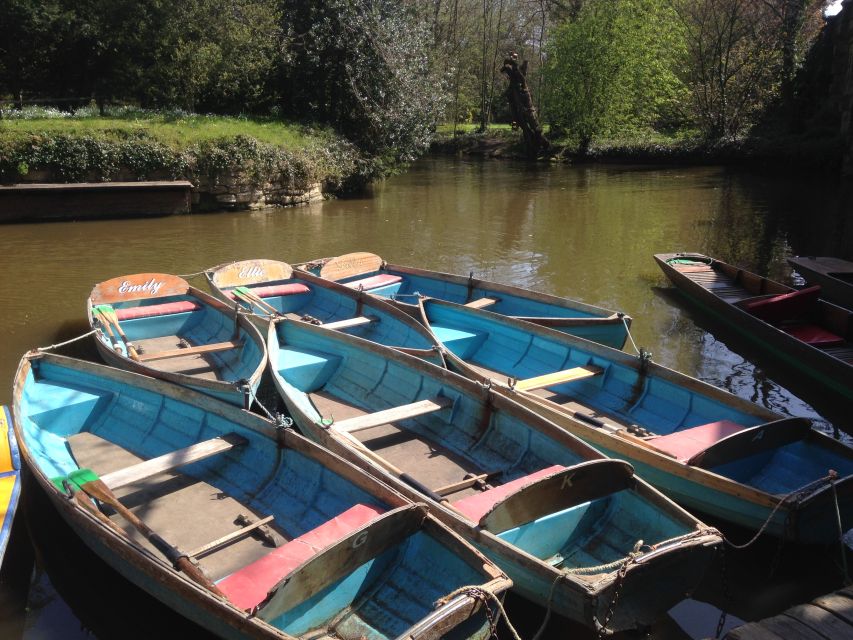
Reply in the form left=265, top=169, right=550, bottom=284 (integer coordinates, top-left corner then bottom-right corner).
left=0, top=106, right=328, bottom=149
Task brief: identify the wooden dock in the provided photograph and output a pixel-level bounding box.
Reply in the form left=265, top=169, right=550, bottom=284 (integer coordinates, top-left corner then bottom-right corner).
left=0, top=181, right=193, bottom=222
left=724, top=585, right=853, bottom=639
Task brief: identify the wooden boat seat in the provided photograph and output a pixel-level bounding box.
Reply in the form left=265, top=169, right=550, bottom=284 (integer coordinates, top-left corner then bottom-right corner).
left=320, top=316, right=375, bottom=331
left=465, top=297, right=499, bottom=309
left=224, top=283, right=311, bottom=299
left=136, top=340, right=242, bottom=362
left=430, top=324, right=488, bottom=357
left=452, top=460, right=635, bottom=532
left=644, top=420, right=746, bottom=463
left=100, top=433, right=248, bottom=490
left=115, top=300, right=202, bottom=321
left=331, top=396, right=454, bottom=434
left=514, top=365, right=603, bottom=392
left=686, top=418, right=812, bottom=469
left=217, top=503, right=384, bottom=610
left=743, top=285, right=821, bottom=324
left=343, top=274, right=402, bottom=291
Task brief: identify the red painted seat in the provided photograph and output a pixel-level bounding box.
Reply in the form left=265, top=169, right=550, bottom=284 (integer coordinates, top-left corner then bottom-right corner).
left=743, top=285, right=821, bottom=324
left=224, top=283, right=311, bottom=300
left=782, top=324, right=844, bottom=347
left=645, top=420, right=745, bottom=463
left=343, top=274, right=402, bottom=291
left=451, top=465, right=564, bottom=523
left=114, top=301, right=202, bottom=320
left=217, top=503, right=384, bottom=611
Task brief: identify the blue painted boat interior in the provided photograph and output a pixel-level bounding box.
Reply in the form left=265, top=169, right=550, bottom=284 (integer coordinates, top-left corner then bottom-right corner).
left=338, top=268, right=603, bottom=319
left=272, top=323, right=694, bottom=569
left=18, top=358, right=487, bottom=639
left=107, top=294, right=264, bottom=384
left=229, top=279, right=436, bottom=350
left=423, top=301, right=853, bottom=496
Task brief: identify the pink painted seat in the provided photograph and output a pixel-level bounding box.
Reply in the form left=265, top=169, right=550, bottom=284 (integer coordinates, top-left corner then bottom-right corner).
left=217, top=503, right=384, bottom=611
left=224, top=283, right=311, bottom=300
left=782, top=324, right=844, bottom=347
left=452, top=465, right=564, bottom=523
left=114, top=300, right=202, bottom=320
left=343, top=274, right=402, bottom=291
left=743, top=285, right=820, bottom=324
left=645, top=420, right=746, bottom=463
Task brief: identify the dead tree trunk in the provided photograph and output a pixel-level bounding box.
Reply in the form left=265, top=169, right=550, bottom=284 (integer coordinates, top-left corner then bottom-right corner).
left=500, top=53, right=549, bottom=158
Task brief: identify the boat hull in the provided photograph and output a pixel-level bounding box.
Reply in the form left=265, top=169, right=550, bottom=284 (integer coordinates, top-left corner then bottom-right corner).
left=788, top=256, right=853, bottom=311
left=655, top=253, right=853, bottom=403
left=0, top=406, right=21, bottom=570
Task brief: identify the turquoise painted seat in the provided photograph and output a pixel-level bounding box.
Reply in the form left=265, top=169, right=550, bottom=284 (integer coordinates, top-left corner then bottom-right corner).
left=430, top=324, right=487, bottom=359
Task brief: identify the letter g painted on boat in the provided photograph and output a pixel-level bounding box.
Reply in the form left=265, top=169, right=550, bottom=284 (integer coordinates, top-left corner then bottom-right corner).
left=352, top=531, right=368, bottom=548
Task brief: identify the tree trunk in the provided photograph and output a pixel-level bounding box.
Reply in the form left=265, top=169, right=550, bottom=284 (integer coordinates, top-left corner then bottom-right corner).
left=501, top=54, right=549, bottom=158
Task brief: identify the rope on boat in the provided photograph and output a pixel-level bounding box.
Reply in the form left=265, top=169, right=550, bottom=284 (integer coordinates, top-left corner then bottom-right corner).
left=434, top=586, right=524, bottom=640
left=36, top=329, right=99, bottom=352
left=176, top=269, right=209, bottom=279
left=722, top=472, right=837, bottom=550
left=244, top=383, right=291, bottom=428
left=830, top=472, right=851, bottom=585
left=619, top=313, right=642, bottom=357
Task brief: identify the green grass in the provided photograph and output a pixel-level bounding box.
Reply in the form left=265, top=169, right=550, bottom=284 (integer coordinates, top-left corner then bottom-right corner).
left=435, top=122, right=514, bottom=134
left=0, top=106, right=329, bottom=149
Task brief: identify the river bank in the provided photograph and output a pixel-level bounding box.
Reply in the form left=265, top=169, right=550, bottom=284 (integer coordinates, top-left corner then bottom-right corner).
left=432, top=129, right=847, bottom=176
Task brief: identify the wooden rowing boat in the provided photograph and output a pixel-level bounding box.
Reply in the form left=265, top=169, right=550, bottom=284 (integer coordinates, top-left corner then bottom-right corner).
left=268, top=319, right=722, bottom=634
left=12, top=351, right=510, bottom=640
left=416, top=296, right=853, bottom=544
left=788, top=255, right=853, bottom=311
left=87, top=273, right=267, bottom=407
left=655, top=253, right=853, bottom=403
left=0, top=405, right=21, bottom=570
left=205, top=259, right=442, bottom=360
left=296, top=252, right=632, bottom=349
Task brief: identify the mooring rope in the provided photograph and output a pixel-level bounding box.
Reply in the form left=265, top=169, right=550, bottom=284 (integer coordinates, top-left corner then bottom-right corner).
left=620, top=314, right=642, bottom=357
left=176, top=269, right=209, bottom=279
left=36, top=329, right=99, bottom=352
left=435, top=586, right=524, bottom=640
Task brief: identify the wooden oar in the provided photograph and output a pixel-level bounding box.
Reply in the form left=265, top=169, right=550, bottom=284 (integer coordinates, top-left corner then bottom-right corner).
left=233, top=286, right=280, bottom=318
left=94, top=304, right=140, bottom=361
left=92, top=307, right=122, bottom=354
left=68, top=469, right=226, bottom=599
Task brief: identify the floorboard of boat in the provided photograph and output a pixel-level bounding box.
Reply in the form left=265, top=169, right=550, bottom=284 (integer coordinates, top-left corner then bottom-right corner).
left=67, top=432, right=285, bottom=580
left=309, top=391, right=486, bottom=499
left=465, top=360, right=636, bottom=432
left=134, top=335, right=224, bottom=381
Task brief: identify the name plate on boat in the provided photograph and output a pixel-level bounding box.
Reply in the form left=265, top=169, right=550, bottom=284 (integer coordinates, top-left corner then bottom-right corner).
left=319, top=252, right=383, bottom=281
left=90, top=273, right=190, bottom=303
left=210, top=259, right=293, bottom=288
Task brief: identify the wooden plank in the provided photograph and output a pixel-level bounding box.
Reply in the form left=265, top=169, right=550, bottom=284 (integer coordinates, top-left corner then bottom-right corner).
left=137, top=340, right=242, bottom=362
left=783, top=603, right=853, bottom=639
left=319, top=252, right=383, bottom=281
left=724, top=622, right=787, bottom=640
left=100, top=432, right=248, bottom=490
left=187, top=515, right=276, bottom=559
left=321, top=316, right=375, bottom=331
left=758, top=614, right=833, bottom=640
left=433, top=472, right=497, bottom=497
left=90, top=273, right=190, bottom=305
left=464, top=297, right=499, bottom=309
left=813, top=594, right=853, bottom=625
left=333, top=396, right=454, bottom=434
left=836, top=586, right=853, bottom=599
left=208, top=259, right=293, bottom=289
left=514, top=365, right=603, bottom=392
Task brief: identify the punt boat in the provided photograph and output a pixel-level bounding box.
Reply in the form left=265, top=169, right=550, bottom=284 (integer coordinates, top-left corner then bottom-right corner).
left=416, top=297, right=853, bottom=544
left=87, top=273, right=267, bottom=407
left=655, top=253, right=853, bottom=402
left=205, top=259, right=441, bottom=359
left=12, top=351, right=510, bottom=640
left=788, top=255, right=853, bottom=311
left=268, top=319, right=722, bottom=634
left=0, top=405, right=21, bottom=569
left=296, top=252, right=632, bottom=349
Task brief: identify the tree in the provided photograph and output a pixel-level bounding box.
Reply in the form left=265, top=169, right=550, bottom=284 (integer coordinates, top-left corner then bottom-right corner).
left=545, top=0, right=687, bottom=150
left=671, top=0, right=782, bottom=138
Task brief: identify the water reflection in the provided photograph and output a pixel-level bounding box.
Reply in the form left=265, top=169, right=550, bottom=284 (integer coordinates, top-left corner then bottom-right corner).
left=1, top=156, right=850, bottom=638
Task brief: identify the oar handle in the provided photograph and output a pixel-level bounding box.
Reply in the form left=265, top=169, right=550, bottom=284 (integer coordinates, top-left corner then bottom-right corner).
left=234, top=288, right=279, bottom=316
left=93, top=310, right=123, bottom=354
left=95, top=305, right=140, bottom=361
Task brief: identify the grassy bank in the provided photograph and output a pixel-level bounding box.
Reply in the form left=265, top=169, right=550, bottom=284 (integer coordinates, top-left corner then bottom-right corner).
left=0, top=106, right=374, bottom=194
left=433, top=125, right=844, bottom=174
